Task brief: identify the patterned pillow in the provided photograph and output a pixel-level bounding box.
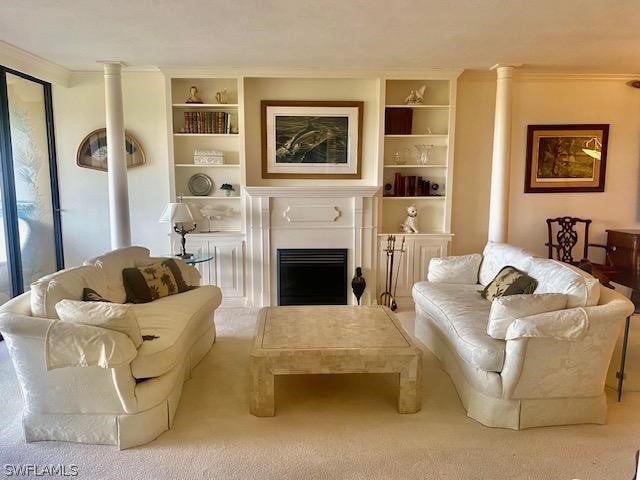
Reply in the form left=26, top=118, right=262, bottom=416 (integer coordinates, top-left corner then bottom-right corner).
left=122, top=259, right=192, bottom=304
left=480, top=265, right=538, bottom=301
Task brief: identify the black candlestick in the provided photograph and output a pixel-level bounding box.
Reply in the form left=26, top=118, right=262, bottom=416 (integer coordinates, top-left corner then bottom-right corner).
left=174, top=223, right=196, bottom=258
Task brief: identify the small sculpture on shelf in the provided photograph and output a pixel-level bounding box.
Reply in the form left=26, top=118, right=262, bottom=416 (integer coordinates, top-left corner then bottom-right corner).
left=404, top=85, right=426, bottom=105
left=199, top=206, right=234, bottom=232
left=186, top=86, right=203, bottom=104
left=400, top=205, right=419, bottom=234
left=215, top=89, right=229, bottom=104
left=220, top=183, right=235, bottom=197
left=351, top=267, right=366, bottom=305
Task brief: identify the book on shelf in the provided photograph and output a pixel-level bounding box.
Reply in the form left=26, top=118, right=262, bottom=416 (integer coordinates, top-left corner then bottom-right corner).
left=389, top=173, right=434, bottom=197
left=385, top=108, right=413, bottom=135
left=181, top=111, right=232, bottom=134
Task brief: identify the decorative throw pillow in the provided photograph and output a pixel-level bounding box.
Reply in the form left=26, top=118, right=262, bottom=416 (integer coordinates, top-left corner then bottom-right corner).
left=486, top=293, right=568, bottom=339
left=82, top=287, right=111, bottom=303
left=122, top=259, right=191, bottom=304
left=427, top=254, right=482, bottom=284
left=55, top=299, right=143, bottom=348
left=480, top=265, right=538, bottom=301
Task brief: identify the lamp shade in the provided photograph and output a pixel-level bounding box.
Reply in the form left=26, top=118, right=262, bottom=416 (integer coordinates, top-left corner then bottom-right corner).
left=159, top=202, right=194, bottom=223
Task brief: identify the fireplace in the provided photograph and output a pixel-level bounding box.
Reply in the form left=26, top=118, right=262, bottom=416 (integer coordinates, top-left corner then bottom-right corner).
left=277, top=249, right=348, bottom=305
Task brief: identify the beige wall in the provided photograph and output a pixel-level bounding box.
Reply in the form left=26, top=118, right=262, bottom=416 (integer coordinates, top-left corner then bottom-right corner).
left=48, top=69, right=640, bottom=265
left=53, top=72, right=169, bottom=266
left=453, top=73, right=640, bottom=258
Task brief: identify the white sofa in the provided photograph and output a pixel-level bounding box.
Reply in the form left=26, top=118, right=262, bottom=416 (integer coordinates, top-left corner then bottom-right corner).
left=0, top=246, right=222, bottom=449
left=412, top=242, right=634, bottom=430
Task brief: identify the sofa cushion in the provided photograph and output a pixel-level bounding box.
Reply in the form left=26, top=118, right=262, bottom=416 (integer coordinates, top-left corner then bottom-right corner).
left=427, top=254, right=482, bottom=284
left=130, top=285, right=222, bottom=379
left=480, top=266, right=538, bottom=301
left=123, top=259, right=191, bottom=304
left=85, top=246, right=150, bottom=304
left=55, top=299, right=143, bottom=348
left=412, top=281, right=505, bottom=372
left=478, top=242, right=534, bottom=286
left=30, top=265, right=108, bottom=319
left=528, top=258, right=600, bottom=308
left=487, top=293, right=568, bottom=340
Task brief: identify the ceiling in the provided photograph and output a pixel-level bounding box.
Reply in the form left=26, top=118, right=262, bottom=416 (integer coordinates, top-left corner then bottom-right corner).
left=1, top=0, right=639, bottom=72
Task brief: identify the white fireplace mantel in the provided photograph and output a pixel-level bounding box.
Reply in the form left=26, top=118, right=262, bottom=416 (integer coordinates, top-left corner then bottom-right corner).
left=244, top=185, right=380, bottom=198
left=244, top=185, right=380, bottom=307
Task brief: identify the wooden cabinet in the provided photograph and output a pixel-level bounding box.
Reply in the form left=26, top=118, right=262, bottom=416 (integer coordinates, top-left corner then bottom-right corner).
left=607, top=229, right=640, bottom=290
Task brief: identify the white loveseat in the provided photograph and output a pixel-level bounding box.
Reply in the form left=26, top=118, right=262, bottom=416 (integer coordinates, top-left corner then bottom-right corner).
left=412, top=242, right=634, bottom=430
left=0, top=246, right=222, bottom=449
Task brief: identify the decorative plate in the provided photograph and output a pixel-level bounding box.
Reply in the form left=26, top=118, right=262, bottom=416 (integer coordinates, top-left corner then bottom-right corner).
left=188, top=173, right=213, bottom=196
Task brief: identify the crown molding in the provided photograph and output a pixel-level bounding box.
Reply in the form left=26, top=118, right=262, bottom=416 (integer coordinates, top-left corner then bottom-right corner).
left=462, top=69, right=640, bottom=82
left=158, top=66, right=463, bottom=80
left=0, top=41, right=71, bottom=86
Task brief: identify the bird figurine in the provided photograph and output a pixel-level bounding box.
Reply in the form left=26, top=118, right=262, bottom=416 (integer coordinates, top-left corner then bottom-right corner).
left=351, top=267, right=366, bottom=305
left=404, top=85, right=426, bottom=105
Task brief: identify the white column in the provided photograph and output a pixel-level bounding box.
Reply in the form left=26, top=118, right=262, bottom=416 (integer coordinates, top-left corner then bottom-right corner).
left=102, top=62, right=131, bottom=249
left=487, top=65, right=516, bottom=243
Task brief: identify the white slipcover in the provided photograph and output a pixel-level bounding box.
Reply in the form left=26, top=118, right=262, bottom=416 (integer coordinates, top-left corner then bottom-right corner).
left=55, top=299, right=143, bottom=347
left=478, top=242, right=534, bottom=286
left=413, top=242, right=635, bottom=430
left=0, top=246, right=222, bottom=449
left=412, top=282, right=504, bottom=372
left=30, top=265, right=107, bottom=318
left=487, top=293, right=568, bottom=340
left=528, top=257, right=600, bottom=307
left=427, top=254, right=482, bottom=284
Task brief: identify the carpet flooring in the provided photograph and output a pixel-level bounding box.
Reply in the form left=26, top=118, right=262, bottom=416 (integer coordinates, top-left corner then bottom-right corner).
left=1, top=307, right=639, bottom=480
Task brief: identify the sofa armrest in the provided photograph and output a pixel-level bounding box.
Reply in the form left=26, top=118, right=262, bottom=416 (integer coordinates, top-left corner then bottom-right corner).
left=501, top=289, right=633, bottom=399
left=504, top=308, right=588, bottom=341
left=43, top=317, right=137, bottom=370
left=427, top=253, right=482, bottom=284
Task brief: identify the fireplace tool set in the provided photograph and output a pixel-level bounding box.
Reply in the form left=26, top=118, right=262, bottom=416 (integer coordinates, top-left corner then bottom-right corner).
left=379, top=235, right=406, bottom=311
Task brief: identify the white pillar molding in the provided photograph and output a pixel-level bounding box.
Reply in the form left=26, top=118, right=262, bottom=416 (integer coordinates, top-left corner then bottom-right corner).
left=487, top=64, right=517, bottom=243
left=102, top=62, right=131, bottom=249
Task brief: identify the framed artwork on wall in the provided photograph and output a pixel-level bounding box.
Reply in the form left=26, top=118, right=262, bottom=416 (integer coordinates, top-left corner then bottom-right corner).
left=261, top=100, right=363, bottom=179
left=76, top=128, right=146, bottom=172
left=524, top=124, right=609, bottom=193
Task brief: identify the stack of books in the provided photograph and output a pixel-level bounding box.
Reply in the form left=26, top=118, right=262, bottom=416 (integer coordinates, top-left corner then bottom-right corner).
left=182, top=112, right=232, bottom=134
left=391, top=173, right=434, bottom=197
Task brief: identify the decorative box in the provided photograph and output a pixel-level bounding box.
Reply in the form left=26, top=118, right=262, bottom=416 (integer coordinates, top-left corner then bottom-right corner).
left=194, top=149, right=224, bottom=165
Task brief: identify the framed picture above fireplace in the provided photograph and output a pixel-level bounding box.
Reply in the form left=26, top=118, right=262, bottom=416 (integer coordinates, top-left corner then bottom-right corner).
left=261, top=100, right=363, bottom=179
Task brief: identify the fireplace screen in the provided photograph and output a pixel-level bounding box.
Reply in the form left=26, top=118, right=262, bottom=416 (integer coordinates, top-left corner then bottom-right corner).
left=277, top=249, right=348, bottom=305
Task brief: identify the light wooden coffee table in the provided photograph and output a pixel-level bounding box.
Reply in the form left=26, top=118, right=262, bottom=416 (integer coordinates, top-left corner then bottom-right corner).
left=250, top=305, right=422, bottom=416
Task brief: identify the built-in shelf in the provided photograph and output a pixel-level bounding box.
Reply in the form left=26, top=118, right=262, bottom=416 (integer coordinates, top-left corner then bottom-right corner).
left=175, top=164, right=240, bottom=168
left=385, top=134, right=448, bottom=138
left=172, top=103, right=239, bottom=108
left=383, top=164, right=446, bottom=169
left=174, top=133, right=239, bottom=137
left=181, top=196, right=242, bottom=200
left=383, top=196, right=445, bottom=200
left=385, top=104, right=449, bottom=109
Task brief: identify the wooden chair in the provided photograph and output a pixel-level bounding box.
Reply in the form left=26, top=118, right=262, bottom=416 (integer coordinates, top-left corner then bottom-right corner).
left=546, top=217, right=618, bottom=288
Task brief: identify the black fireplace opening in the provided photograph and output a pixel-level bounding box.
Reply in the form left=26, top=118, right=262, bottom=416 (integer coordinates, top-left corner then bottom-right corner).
left=277, top=249, right=348, bottom=306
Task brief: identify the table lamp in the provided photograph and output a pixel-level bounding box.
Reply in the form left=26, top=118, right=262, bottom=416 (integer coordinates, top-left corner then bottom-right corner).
left=159, top=201, right=196, bottom=258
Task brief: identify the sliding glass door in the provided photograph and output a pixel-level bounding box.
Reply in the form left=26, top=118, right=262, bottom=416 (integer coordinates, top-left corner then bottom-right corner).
left=0, top=67, right=63, bottom=305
